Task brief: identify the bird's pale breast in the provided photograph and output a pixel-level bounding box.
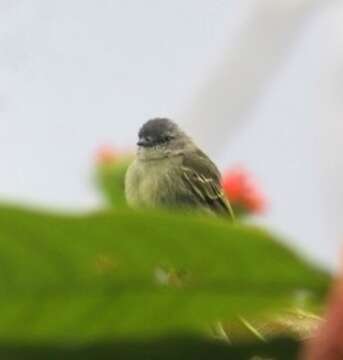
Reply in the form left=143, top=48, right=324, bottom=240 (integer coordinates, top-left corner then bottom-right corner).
left=125, top=157, right=183, bottom=208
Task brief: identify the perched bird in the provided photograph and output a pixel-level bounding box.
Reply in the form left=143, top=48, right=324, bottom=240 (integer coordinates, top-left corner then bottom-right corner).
left=125, top=118, right=234, bottom=218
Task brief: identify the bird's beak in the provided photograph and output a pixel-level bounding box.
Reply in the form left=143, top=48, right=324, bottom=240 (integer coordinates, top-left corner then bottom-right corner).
left=137, top=137, right=152, bottom=147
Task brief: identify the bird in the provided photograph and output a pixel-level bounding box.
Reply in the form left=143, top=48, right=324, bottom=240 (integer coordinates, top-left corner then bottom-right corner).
left=125, top=118, right=234, bottom=218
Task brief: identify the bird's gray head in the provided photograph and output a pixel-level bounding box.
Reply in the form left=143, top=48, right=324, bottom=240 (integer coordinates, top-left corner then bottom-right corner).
left=136, top=118, right=193, bottom=160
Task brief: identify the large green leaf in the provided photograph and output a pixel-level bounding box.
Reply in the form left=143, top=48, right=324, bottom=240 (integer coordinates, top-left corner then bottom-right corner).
left=0, top=205, right=329, bottom=344
left=0, top=336, right=301, bottom=360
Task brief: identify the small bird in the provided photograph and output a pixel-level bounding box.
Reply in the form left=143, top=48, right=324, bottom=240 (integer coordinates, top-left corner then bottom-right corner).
left=125, top=118, right=234, bottom=218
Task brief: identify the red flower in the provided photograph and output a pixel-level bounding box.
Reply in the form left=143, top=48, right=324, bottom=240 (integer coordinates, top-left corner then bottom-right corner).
left=221, top=167, right=266, bottom=215
left=95, top=145, right=119, bottom=165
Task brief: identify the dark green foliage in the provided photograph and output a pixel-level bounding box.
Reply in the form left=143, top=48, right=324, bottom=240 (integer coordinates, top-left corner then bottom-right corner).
left=0, top=336, right=300, bottom=360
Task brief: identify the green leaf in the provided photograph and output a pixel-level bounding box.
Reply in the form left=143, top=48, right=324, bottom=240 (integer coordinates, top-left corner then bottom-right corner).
left=0, top=205, right=330, bottom=344
left=0, top=336, right=301, bottom=360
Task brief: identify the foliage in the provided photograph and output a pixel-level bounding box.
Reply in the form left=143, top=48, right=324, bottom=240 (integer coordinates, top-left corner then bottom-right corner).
left=0, top=204, right=330, bottom=358
left=0, top=336, right=301, bottom=360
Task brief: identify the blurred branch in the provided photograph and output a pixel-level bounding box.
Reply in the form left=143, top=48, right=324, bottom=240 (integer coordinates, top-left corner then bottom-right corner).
left=182, top=0, right=330, bottom=155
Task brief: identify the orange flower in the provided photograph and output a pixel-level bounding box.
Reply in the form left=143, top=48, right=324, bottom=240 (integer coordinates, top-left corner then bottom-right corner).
left=221, top=167, right=266, bottom=215
left=95, top=145, right=119, bottom=165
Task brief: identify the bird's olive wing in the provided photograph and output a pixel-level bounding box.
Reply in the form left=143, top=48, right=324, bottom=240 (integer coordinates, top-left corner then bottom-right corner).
left=181, top=150, right=234, bottom=218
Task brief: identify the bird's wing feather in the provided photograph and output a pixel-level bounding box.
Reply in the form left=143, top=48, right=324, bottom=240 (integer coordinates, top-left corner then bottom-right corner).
left=181, top=150, right=234, bottom=218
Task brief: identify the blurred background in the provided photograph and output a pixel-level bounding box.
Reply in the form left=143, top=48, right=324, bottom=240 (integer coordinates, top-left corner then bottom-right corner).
left=0, top=0, right=342, bottom=269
